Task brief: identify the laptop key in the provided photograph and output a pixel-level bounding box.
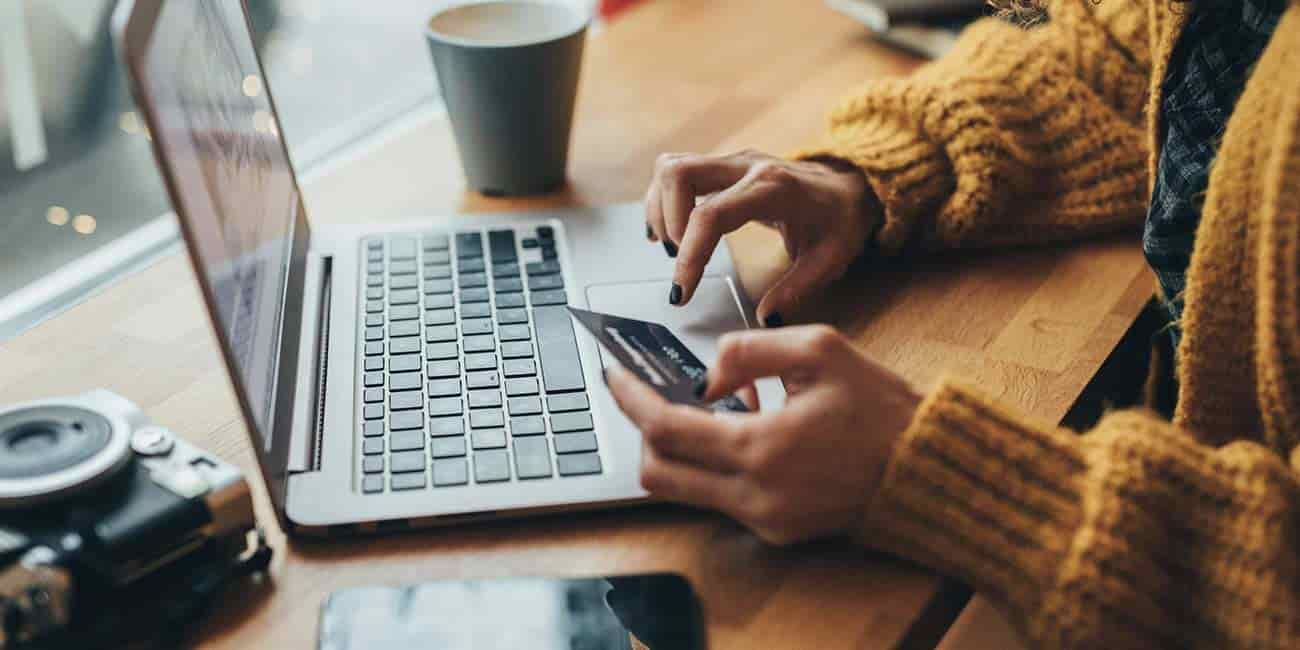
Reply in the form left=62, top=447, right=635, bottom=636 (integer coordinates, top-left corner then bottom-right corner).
left=456, top=232, right=483, bottom=257
left=426, top=359, right=460, bottom=378
left=425, top=293, right=454, bottom=310
left=391, top=472, right=426, bottom=490
left=365, top=327, right=383, bottom=341
left=530, top=290, right=567, bottom=307
left=390, top=392, right=422, bottom=411
left=528, top=275, right=564, bottom=291
left=429, top=397, right=463, bottom=417
left=390, top=238, right=417, bottom=260
left=390, top=431, right=425, bottom=452
left=461, top=303, right=491, bottom=320
left=497, top=308, right=528, bottom=325
left=468, top=390, right=502, bottom=409
left=363, top=438, right=384, bottom=454
left=425, top=324, right=457, bottom=343
left=460, top=287, right=490, bottom=303
left=428, top=378, right=461, bottom=397
left=367, top=262, right=383, bottom=275
left=459, top=272, right=487, bottom=289
left=557, top=453, right=602, bottom=476
left=389, top=260, right=417, bottom=275
left=390, top=275, right=417, bottom=290
left=521, top=237, right=539, bottom=249
left=364, top=356, right=384, bottom=372
left=423, top=233, right=449, bottom=250
left=464, top=353, right=497, bottom=371
left=363, top=456, right=385, bottom=473
left=466, top=371, right=499, bottom=389
left=510, top=416, right=545, bottom=436
left=365, top=313, right=383, bottom=327
left=536, top=225, right=554, bottom=240
left=425, top=250, right=451, bottom=265
left=526, top=260, right=561, bottom=275
left=551, top=412, right=594, bottom=433
left=389, top=289, right=419, bottom=305
left=363, top=388, right=383, bottom=403
left=461, top=318, right=493, bottom=336
left=430, top=416, right=466, bottom=436
left=471, top=428, right=507, bottom=449
left=495, top=277, right=524, bottom=293
left=425, top=309, right=455, bottom=326
left=364, top=372, right=384, bottom=387
left=391, top=450, right=426, bottom=473
left=363, top=421, right=384, bottom=437
left=424, top=265, right=452, bottom=280
left=391, top=372, right=421, bottom=391
left=554, top=432, right=598, bottom=454
left=366, top=274, right=383, bottom=286
left=366, top=300, right=384, bottom=313
left=499, top=324, right=531, bottom=341
left=362, top=475, right=384, bottom=493
left=503, top=359, right=536, bottom=377
left=390, top=354, right=421, bottom=372
left=463, top=334, right=495, bottom=353
left=489, top=229, right=517, bottom=263
left=364, top=341, right=384, bottom=356
left=458, top=257, right=485, bottom=273
left=366, top=287, right=384, bottom=300
left=508, top=397, right=542, bottom=416
left=514, top=437, right=553, bottom=479
left=390, top=304, right=419, bottom=321
left=473, top=450, right=510, bottom=483
left=433, top=458, right=469, bottom=486
left=426, top=342, right=459, bottom=360
left=493, top=262, right=519, bottom=278
left=470, top=410, right=505, bottom=429
left=501, top=341, right=533, bottom=359
left=390, top=411, right=424, bottom=431
left=505, top=378, right=539, bottom=397
left=367, top=249, right=383, bottom=263
left=389, top=338, right=420, bottom=355
left=367, top=238, right=383, bottom=250
left=496, top=293, right=526, bottom=309
left=390, top=321, right=419, bottom=337
left=533, top=306, right=585, bottom=393
left=431, top=437, right=467, bottom=458
left=547, top=394, right=589, bottom=412
left=425, top=279, right=454, bottom=294
left=363, top=404, right=384, bottom=420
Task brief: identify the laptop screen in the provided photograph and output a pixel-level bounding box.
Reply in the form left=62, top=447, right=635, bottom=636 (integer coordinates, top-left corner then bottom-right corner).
left=141, top=1, right=298, bottom=449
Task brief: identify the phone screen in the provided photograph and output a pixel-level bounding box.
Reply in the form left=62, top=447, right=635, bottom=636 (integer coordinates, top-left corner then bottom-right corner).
left=318, top=572, right=706, bottom=650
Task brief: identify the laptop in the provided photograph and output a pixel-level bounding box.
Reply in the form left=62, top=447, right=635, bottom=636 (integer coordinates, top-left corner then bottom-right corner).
left=112, top=0, right=783, bottom=535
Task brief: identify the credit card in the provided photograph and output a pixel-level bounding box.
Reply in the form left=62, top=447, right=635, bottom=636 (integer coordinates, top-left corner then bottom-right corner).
left=568, top=306, right=748, bottom=413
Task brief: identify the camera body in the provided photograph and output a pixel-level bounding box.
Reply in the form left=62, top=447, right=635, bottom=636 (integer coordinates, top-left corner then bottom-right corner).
left=0, top=390, right=267, bottom=649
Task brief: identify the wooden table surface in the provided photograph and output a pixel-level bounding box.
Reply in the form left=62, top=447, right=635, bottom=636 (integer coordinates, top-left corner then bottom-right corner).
left=0, top=1, right=1154, bottom=647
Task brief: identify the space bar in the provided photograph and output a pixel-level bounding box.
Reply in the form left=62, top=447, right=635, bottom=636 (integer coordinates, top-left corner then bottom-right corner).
left=533, top=306, right=585, bottom=393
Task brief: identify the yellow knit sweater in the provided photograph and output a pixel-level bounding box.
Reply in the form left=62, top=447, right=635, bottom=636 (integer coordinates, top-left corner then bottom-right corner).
left=802, top=0, right=1300, bottom=646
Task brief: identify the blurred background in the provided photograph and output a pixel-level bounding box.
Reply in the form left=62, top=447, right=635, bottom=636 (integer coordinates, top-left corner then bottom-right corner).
left=0, top=0, right=607, bottom=339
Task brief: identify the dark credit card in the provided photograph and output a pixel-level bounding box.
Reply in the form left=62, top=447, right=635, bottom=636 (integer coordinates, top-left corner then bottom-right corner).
left=568, top=306, right=748, bottom=412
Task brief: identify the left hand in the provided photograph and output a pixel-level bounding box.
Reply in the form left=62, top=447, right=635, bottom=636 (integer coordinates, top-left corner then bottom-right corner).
left=605, top=325, right=921, bottom=545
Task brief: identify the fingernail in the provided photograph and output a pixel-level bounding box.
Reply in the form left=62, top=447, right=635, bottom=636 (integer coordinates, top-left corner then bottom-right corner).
left=601, top=368, right=609, bottom=385
left=645, top=223, right=655, bottom=240
left=663, top=240, right=679, bottom=258
left=693, top=373, right=709, bottom=399
left=763, top=312, right=784, bottom=328
left=669, top=283, right=683, bottom=305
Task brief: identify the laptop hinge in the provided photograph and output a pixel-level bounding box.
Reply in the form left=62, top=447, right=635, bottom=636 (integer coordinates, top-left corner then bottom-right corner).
left=287, top=254, right=332, bottom=473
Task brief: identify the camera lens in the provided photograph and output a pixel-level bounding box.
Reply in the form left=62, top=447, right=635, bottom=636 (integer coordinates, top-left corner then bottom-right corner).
left=0, top=407, right=113, bottom=481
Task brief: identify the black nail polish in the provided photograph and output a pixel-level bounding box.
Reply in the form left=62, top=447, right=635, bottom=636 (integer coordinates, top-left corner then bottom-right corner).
left=645, top=223, right=655, bottom=240
left=693, top=373, right=709, bottom=399
left=669, top=283, right=683, bottom=305
left=763, top=312, right=784, bottom=328
left=663, top=240, right=679, bottom=257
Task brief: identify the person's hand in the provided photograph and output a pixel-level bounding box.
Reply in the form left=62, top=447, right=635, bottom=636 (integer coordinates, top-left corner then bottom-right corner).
left=605, top=325, right=920, bottom=545
left=644, top=150, right=881, bottom=326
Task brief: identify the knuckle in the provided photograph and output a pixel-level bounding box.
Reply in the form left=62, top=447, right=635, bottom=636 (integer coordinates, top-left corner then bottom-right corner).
left=751, top=160, right=791, bottom=185
left=805, top=324, right=842, bottom=357
left=717, top=332, right=751, bottom=368
left=641, top=411, right=671, bottom=443
left=655, top=152, right=681, bottom=171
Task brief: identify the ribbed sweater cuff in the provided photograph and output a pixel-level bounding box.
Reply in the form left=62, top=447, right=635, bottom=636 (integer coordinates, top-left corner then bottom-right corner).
left=860, top=378, right=1087, bottom=618
left=794, top=116, right=954, bottom=253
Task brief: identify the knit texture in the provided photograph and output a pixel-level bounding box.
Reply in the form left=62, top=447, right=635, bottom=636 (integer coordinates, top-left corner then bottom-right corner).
left=799, top=0, right=1300, bottom=646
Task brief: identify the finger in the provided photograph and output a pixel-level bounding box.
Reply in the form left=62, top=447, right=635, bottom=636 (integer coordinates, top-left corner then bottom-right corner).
left=640, top=443, right=746, bottom=516
left=701, top=327, right=830, bottom=401
left=606, top=365, right=748, bottom=472
left=644, top=163, right=667, bottom=243
left=737, top=384, right=760, bottom=411
left=659, top=156, right=750, bottom=245
left=672, top=174, right=781, bottom=305
left=755, top=242, right=847, bottom=326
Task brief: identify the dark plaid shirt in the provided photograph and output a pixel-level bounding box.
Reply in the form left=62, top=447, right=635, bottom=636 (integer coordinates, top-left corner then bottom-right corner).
left=1144, top=0, right=1286, bottom=352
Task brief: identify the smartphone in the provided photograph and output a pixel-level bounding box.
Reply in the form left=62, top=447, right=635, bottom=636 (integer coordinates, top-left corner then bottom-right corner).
left=318, top=572, right=706, bottom=650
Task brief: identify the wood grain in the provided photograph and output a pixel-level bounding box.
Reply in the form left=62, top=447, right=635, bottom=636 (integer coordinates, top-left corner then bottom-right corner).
left=0, top=1, right=1153, bottom=648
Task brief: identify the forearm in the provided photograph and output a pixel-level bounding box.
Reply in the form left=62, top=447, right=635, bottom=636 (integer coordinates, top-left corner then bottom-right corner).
left=864, top=379, right=1300, bottom=647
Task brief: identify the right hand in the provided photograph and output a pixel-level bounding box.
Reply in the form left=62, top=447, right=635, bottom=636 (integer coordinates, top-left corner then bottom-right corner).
left=644, top=150, right=881, bottom=324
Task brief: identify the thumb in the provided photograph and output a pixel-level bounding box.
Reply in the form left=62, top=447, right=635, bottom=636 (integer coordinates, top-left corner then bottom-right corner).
left=755, top=243, right=847, bottom=326
left=701, top=328, right=821, bottom=401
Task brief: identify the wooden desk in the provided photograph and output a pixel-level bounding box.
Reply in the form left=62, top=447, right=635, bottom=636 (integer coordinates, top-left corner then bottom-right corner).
left=0, top=1, right=1153, bottom=647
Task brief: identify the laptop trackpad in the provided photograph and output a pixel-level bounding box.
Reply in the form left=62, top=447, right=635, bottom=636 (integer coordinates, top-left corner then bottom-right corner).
left=585, top=277, right=785, bottom=411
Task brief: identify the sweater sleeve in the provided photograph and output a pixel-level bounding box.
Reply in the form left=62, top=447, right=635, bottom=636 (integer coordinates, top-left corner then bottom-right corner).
left=864, top=381, right=1300, bottom=647
left=797, top=0, right=1152, bottom=253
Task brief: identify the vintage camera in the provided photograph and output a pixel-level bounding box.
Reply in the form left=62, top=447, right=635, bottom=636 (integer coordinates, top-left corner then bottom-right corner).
left=0, top=390, right=270, bottom=649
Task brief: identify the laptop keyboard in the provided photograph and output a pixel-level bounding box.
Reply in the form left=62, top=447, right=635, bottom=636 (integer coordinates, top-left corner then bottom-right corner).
left=357, top=225, right=602, bottom=494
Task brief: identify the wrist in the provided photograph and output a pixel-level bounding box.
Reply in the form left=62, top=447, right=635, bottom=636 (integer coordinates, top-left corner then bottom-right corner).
left=806, top=155, right=884, bottom=253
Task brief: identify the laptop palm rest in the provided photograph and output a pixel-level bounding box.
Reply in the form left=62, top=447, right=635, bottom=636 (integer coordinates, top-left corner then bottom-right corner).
left=584, top=277, right=786, bottom=412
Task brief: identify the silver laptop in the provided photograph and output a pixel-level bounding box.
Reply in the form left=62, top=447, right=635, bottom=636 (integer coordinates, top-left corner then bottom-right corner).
left=112, top=0, right=782, bottom=535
